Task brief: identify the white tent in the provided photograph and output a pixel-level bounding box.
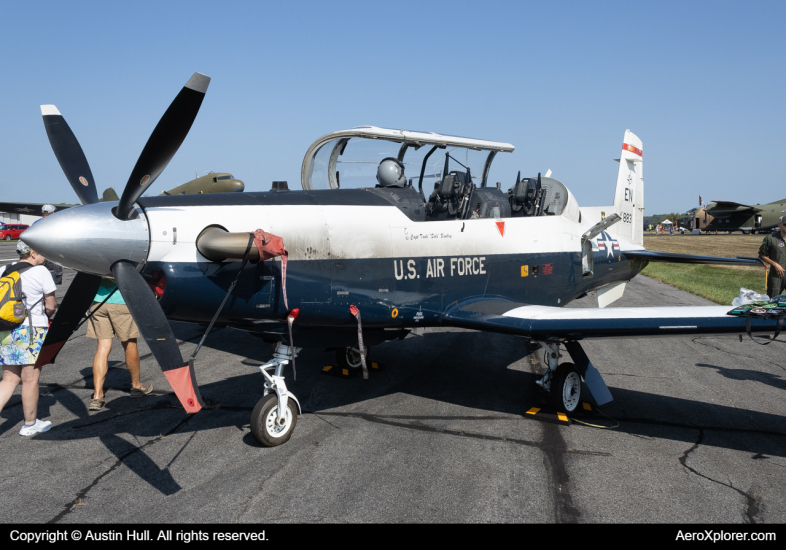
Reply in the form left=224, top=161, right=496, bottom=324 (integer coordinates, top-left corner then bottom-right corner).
left=661, top=219, right=674, bottom=224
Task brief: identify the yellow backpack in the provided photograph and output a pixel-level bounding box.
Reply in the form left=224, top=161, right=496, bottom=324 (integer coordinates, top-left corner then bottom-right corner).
left=0, top=263, right=35, bottom=331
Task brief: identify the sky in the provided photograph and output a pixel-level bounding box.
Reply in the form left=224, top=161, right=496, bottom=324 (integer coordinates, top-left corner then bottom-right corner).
left=1, top=1, right=784, bottom=214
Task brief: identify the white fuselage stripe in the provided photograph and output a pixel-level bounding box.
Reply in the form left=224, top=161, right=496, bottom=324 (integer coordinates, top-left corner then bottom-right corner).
left=144, top=204, right=643, bottom=264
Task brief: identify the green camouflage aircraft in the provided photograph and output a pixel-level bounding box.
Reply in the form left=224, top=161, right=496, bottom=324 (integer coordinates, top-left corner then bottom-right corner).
left=0, top=172, right=244, bottom=217
left=702, top=198, right=786, bottom=234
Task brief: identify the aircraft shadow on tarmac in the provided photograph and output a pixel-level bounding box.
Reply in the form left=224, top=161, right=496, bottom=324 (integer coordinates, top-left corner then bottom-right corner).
left=2, top=327, right=785, bottom=495
left=695, top=363, right=786, bottom=393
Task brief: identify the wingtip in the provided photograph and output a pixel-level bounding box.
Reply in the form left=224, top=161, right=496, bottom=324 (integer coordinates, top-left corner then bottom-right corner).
left=185, top=72, right=211, bottom=94
left=41, top=104, right=61, bottom=116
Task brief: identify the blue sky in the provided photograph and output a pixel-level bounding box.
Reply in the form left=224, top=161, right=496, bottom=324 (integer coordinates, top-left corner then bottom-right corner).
left=2, top=1, right=784, bottom=214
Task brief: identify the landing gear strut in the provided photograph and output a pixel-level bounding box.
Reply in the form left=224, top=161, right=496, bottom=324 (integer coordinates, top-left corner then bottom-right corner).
left=536, top=342, right=583, bottom=413
left=251, top=342, right=302, bottom=446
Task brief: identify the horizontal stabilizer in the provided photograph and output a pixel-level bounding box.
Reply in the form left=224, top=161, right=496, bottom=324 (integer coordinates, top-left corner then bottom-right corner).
left=625, top=250, right=763, bottom=266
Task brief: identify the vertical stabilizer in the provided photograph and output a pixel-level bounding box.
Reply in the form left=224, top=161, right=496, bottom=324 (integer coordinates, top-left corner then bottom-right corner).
left=610, top=130, right=644, bottom=245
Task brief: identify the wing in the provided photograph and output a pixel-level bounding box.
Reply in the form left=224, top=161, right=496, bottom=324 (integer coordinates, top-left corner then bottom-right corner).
left=0, top=202, right=73, bottom=216
left=442, top=298, right=779, bottom=340
left=706, top=201, right=761, bottom=217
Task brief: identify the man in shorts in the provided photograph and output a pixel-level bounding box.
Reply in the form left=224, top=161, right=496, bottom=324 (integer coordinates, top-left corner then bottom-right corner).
left=87, top=277, right=152, bottom=411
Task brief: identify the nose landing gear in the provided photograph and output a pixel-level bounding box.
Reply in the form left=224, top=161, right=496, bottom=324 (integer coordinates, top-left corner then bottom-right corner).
left=251, top=342, right=302, bottom=446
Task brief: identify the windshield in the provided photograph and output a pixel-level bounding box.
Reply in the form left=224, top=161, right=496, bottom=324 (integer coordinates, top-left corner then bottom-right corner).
left=335, top=139, right=402, bottom=189
left=308, top=137, right=493, bottom=191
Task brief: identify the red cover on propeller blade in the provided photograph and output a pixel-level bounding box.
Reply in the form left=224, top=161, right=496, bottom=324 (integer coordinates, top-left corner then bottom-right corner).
left=164, top=365, right=202, bottom=413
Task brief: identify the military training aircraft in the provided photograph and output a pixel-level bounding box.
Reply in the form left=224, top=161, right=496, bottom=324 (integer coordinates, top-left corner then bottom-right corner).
left=701, top=198, right=786, bottom=234
left=21, top=72, right=780, bottom=447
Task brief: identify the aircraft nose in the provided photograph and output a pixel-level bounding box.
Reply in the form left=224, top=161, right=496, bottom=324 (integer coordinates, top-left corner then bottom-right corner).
left=20, top=202, right=150, bottom=276
left=231, top=179, right=245, bottom=192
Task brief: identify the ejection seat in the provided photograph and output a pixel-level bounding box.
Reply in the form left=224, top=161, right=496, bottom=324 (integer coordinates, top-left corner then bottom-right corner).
left=509, top=177, right=542, bottom=216
left=509, top=176, right=570, bottom=217
left=427, top=171, right=470, bottom=220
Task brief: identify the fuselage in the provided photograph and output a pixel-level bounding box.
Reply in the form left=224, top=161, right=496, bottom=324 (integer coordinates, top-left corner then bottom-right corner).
left=22, top=189, right=646, bottom=336
left=139, top=191, right=645, bottom=331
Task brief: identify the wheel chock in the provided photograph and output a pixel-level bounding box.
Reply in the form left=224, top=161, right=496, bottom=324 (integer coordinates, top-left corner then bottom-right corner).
left=522, top=401, right=595, bottom=426
left=321, top=362, right=383, bottom=379
left=524, top=407, right=571, bottom=426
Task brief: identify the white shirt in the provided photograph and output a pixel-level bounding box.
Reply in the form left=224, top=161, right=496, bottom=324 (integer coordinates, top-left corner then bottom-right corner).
left=2, top=263, right=56, bottom=327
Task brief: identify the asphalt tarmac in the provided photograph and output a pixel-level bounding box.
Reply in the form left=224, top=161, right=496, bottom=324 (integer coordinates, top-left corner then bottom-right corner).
left=0, top=241, right=784, bottom=524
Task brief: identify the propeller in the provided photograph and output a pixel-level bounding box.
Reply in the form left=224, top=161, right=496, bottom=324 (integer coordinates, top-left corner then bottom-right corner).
left=40, top=105, right=99, bottom=205
left=116, top=73, right=210, bottom=220
left=35, top=272, right=101, bottom=367
left=33, top=72, right=211, bottom=414
left=112, top=261, right=203, bottom=413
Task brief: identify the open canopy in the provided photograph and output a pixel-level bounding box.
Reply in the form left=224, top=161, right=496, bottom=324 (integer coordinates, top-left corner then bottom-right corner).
left=301, top=126, right=514, bottom=191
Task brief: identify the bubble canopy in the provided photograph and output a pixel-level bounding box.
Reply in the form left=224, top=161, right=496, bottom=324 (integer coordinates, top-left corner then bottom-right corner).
left=301, top=126, right=514, bottom=191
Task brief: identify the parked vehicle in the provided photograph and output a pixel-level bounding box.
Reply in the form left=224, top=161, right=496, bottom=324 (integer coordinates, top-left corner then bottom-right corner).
left=0, top=224, right=29, bottom=241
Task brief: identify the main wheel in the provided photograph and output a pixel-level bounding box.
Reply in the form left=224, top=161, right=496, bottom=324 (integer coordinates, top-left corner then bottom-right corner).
left=250, top=393, right=297, bottom=447
left=335, top=346, right=368, bottom=369
left=4, top=235, right=10, bottom=241
left=550, top=363, right=582, bottom=413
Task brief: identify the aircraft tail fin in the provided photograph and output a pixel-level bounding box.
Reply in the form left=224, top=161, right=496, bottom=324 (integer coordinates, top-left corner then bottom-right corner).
left=611, top=130, right=644, bottom=245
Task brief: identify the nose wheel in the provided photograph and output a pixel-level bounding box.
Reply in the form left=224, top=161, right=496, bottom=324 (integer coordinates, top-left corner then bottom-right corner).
left=250, top=342, right=302, bottom=447
left=251, top=393, right=297, bottom=446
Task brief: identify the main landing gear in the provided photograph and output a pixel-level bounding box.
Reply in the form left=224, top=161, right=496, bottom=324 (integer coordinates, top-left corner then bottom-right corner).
left=251, top=342, right=302, bottom=446
left=536, top=342, right=582, bottom=413
left=335, top=346, right=370, bottom=370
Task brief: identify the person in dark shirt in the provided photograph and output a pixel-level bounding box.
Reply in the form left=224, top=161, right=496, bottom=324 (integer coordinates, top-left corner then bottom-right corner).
left=758, top=216, right=786, bottom=298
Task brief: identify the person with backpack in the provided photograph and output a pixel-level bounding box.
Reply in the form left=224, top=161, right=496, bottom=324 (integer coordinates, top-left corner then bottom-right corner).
left=0, top=241, right=57, bottom=436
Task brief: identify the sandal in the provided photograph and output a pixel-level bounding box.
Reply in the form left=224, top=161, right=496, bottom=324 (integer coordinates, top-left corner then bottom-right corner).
left=89, top=398, right=105, bottom=411
left=130, top=382, right=153, bottom=397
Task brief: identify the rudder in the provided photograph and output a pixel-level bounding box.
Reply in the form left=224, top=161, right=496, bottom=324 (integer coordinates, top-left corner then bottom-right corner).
left=611, top=130, right=644, bottom=245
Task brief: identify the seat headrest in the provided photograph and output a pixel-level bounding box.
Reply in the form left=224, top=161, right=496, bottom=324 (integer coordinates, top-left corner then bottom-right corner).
left=439, top=173, right=458, bottom=198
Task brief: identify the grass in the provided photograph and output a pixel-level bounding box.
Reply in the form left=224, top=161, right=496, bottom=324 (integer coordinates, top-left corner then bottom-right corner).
left=640, top=234, right=769, bottom=305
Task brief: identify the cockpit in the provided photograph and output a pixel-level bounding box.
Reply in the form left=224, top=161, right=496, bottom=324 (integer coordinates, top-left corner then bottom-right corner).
left=301, top=126, right=579, bottom=223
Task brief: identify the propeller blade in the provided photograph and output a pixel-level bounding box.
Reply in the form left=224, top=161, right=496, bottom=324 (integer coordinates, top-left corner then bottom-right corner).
left=35, top=272, right=102, bottom=367
left=111, top=260, right=203, bottom=413
left=516, top=170, right=520, bottom=185
left=41, top=105, right=99, bottom=205
left=116, top=73, right=210, bottom=220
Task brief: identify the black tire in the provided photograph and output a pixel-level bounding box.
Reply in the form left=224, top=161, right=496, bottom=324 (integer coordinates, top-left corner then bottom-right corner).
left=4, top=235, right=10, bottom=241
left=335, top=346, right=368, bottom=369
left=250, top=393, right=297, bottom=447
left=550, top=362, right=582, bottom=413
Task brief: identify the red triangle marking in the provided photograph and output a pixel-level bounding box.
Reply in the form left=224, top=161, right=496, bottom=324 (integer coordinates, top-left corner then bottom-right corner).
left=496, top=221, right=505, bottom=237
